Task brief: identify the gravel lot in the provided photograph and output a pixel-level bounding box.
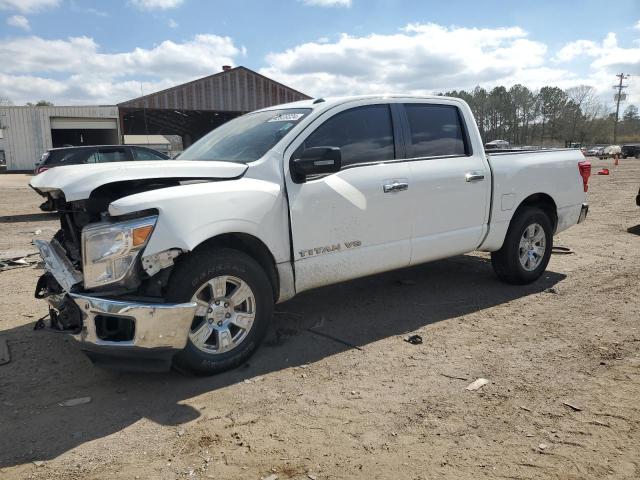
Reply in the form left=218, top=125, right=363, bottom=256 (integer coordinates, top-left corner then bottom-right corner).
left=0, top=158, right=639, bottom=480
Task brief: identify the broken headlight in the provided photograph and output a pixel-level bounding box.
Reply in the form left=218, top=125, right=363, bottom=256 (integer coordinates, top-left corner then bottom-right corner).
left=82, top=216, right=157, bottom=289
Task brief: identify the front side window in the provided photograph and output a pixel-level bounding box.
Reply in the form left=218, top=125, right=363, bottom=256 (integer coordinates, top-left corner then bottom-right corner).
left=404, top=104, right=467, bottom=158
left=180, top=108, right=311, bottom=163
left=303, top=105, right=395, bottom=167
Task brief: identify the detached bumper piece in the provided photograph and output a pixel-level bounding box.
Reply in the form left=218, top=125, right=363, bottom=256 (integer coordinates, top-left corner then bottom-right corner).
left=578, top=203, right=589, bottom=224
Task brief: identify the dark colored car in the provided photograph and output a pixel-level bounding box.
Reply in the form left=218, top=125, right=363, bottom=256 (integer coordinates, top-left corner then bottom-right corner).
left=622, top=144, right=640, bottom=159
left=34, top=145, right=170, bottom=174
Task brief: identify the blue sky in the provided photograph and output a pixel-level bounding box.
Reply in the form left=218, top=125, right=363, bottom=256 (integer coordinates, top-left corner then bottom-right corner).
left=1, top=0, right=639, bottom=108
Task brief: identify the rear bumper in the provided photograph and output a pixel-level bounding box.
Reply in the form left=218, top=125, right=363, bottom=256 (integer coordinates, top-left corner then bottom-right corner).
left=578, top=203, right=589, bottom=223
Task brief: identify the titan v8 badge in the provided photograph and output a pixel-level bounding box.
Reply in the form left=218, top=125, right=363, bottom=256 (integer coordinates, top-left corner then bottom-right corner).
left=299, top=240, right=361, bottom=258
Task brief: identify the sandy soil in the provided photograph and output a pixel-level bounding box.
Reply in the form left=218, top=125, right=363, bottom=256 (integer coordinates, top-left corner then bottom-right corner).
left=0, top=158, right=639, bottom=480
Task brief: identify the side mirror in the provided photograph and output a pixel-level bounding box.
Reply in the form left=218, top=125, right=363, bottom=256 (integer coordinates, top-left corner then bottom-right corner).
left=290, top=147, right=341, bottom=182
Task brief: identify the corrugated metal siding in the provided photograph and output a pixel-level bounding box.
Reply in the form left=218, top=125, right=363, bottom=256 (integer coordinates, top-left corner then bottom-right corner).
left=0, top=106, right=119, bottom=171
left=117, top=67, right=310, bottom=112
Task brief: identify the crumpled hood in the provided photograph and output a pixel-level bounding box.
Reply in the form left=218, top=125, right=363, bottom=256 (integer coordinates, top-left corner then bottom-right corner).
left=29, top=160, right=248, bottom=201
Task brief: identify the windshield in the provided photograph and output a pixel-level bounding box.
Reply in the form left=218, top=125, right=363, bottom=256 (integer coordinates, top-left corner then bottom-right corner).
left=179, top=108, right=311, bottom=163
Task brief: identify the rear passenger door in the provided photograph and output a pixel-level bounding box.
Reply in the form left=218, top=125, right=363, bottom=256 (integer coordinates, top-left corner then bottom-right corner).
left=400, top=101, right=491, bottom=265
left=284, top=102, right=413, bottom=293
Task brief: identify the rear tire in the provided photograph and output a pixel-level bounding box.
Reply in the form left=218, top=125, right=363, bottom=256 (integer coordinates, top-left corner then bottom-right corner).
left=166, top=247, right=273, bottom=375
left=491, top=207, right=553, bottom=285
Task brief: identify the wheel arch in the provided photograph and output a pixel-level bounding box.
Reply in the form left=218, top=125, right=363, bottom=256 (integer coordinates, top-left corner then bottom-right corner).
left=190, top=233, right=280, bottom=302
left=512, top=193, right=558, bottom=233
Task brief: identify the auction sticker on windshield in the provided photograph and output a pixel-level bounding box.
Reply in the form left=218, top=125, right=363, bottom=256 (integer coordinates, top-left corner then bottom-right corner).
left=268, top=113, right=306, bottom=122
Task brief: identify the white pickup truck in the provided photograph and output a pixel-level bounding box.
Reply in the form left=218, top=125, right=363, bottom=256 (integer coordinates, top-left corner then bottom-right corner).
left=30, top=95, right=590, bottom=374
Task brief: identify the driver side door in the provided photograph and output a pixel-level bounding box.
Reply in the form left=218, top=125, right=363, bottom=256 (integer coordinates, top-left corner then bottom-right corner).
left=283, top=102, right=413, bottom=293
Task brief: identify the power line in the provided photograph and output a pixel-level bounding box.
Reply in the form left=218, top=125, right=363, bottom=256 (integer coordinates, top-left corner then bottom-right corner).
left=613, top=73, right=629, bottom=144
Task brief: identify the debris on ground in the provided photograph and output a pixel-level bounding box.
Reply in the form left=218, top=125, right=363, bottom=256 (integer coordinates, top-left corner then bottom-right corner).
left=262, top=475, right=279, bottom=480
left=552, top=246, right=574, bottom=255
left=0, top=337, right=10, bottom=365
left=562, top=401, right=583, bottom=412
left=440, top=373, right=468, bottom=381
left=306, top=328, right=364, bottom=351
left=544, top=287, right=559, bottom=294
left=0, top=253, right=40, bottom=272
left=466, top=378, right=489, bottom=391
left=59, top=396, right=92, bottom=407
left=404, top=334, right=423, bottom=345
left=33, top=313, right=48, bottom=331
left=538, top=443, right=548, bottom=451
left=32, top=461, right=44, bottom=467
left=597, top=168, right=610, bottom=175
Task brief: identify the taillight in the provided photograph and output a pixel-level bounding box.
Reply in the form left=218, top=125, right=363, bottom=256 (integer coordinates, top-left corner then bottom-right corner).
left=36, top=166, right=49, bottom=174
left=578, top=161, right=591, bottom=192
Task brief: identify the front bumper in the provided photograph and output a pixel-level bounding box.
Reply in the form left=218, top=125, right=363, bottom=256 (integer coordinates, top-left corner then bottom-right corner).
left=578, top=203, right=589, bottom=223
left=68, top=293, right=197, bottom=350
left=34, top=239, right=197, bottom=370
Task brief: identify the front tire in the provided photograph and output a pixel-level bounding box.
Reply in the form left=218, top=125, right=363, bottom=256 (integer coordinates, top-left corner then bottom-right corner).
left=166, top=247, right=274, bottom=375
left=491, top=207, right=553, bottom=285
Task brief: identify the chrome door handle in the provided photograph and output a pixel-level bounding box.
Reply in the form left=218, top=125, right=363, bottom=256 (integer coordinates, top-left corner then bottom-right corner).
left=465, top=172, right=485, bottom=182
left=383, top=181, right=409, bottom=193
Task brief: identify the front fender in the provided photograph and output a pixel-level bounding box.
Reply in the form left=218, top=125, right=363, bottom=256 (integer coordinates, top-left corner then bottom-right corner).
left=108, top=178, right=290, bottom=262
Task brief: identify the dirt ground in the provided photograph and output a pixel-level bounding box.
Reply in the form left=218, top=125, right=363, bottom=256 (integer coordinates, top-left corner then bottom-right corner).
left=0, top=158, right=639, bottom=480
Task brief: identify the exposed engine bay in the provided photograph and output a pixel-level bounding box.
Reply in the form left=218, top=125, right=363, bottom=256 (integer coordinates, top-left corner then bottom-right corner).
left=33, top=178, right=194, bottom=304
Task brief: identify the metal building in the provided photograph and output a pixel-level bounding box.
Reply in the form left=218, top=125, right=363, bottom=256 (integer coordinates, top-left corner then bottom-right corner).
left=118, top=66, right=310, bottom=148
left=0, top=66, right=309, bottom=171
left=0, top=105, right=119, bottom=171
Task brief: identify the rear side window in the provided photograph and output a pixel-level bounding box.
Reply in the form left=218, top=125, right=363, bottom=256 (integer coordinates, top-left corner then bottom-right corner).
left=304, top=105, right=395, bottom=167
left=404, top=104, right=468, bottom=158
left=132, top=148, right=168, bottom=160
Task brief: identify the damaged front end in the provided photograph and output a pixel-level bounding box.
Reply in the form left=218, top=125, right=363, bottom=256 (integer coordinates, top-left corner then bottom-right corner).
left=32, top=187, right=196, bottom=371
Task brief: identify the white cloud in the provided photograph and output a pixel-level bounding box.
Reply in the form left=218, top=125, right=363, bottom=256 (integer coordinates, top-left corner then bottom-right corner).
left=635, top=20, right=640, bottom=30
left=168, top=18, right=178, bottom=28
left=260, top=23, right=640, bottom=106
left=302, top=0, right=351, bottom=7
left=6, top=14, right=30, bottom=30
left=555, top=33, right=640, bottom=71
left=0, top=34, right=242, bottom=104
left=552, top=33, right=640, bottom=103
left=0, top=0, right=59, bottom=13
left=130, top=0, right=184, bottom=10
left=261, top=23, right=548, bottom=97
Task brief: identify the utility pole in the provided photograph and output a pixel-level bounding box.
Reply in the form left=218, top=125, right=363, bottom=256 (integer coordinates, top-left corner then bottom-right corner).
left=613, top=73, right=629, bottom=144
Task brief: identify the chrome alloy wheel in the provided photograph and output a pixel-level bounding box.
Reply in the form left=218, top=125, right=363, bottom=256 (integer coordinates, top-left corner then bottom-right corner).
left=189, top=275, right=256, bottom=354
left=518, top=223, right=546, bottom=271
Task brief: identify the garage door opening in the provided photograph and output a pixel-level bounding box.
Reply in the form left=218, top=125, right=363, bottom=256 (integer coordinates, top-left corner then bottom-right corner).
left=50, top=117, right=118, bottom=148
left=51, top=128, right=118, bottom=147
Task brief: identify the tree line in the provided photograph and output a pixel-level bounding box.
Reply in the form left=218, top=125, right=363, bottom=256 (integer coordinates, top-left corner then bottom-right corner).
left=439, top=85, right=640, bottom=146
